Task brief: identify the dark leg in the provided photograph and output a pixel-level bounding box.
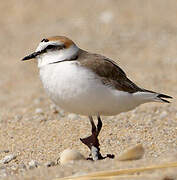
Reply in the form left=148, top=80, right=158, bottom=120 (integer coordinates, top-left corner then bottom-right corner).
left=89, top=116, right=97, bottom=134
left=80, top=116, right=114, bottom=160
left=97, top=116, right=102, bottom=135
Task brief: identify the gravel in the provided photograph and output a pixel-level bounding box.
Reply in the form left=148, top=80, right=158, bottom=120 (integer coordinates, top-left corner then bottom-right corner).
left=44, top=161, right=55, bottom=167
left=28, top=160, right=39, bottom=169
left=0, top=154, right=17, bottom=164
left=35, top=108, right=44, bottom=114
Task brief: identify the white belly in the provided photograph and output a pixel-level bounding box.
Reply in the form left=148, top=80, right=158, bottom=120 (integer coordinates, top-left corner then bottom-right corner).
left=39, top=61, right=140, bottom=116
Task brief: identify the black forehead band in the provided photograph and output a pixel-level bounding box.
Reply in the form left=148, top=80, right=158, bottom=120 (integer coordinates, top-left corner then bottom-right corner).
left=41, top=38, right=49, bottom=42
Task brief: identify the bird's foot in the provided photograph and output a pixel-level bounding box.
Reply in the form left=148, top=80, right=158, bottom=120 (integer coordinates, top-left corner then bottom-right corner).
left=80, top=135, right=114, bottom=160
left=80, top=116, right=114, bottom=160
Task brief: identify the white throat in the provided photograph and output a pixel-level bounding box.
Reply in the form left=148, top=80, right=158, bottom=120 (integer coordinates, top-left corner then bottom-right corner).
left=37, top=45, right=79, bottom=68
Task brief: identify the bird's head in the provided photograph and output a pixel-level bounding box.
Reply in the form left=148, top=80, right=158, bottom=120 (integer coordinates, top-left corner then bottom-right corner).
left=22, top=36, right=79, bottom=67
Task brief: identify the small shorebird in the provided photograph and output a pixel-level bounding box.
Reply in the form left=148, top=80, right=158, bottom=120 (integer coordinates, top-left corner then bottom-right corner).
left=22, top=36, right=172, bottom=160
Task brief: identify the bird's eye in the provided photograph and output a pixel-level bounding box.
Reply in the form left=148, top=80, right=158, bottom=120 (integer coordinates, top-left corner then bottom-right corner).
left=46, top=45, right=55, bottom=49
left=45, top=44, right=65, bottom=51
left=41, top=38, right=49, bottom=42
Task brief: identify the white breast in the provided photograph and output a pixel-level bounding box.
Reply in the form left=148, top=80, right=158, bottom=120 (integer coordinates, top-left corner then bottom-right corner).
left=39, top=61, right=142, bottom=116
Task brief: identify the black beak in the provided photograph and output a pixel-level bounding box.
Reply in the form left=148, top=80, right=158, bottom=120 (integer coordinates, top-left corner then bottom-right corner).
left=22, top=51, right=40, bottom=61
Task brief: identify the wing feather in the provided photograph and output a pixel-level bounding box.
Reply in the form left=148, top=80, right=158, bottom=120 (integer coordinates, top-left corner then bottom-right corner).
left=78, top=50, right=142, bottom=93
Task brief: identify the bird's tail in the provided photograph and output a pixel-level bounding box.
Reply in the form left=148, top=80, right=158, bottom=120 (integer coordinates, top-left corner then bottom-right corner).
left=134, top=89, right=173, bottom=103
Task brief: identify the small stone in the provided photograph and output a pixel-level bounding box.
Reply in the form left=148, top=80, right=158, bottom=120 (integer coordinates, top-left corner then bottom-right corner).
left=58, top=109, right=65, bottom=117
left=50, top=104, right=59, bottom=114
left=160, top=111, right=168, bottom=119
left=50, top=104, right=65, bottom=117
left=68, top=114, right=79, bottom=120
left=11, top=165, right=18, bottom=171
left=18, top=163, right=27, bottom=170
left=14, top=115, right=22, bottom=121
left=60, top=149, right=85, bottom=165
left=35, top=108, right=44, bottom=114
left=0, top=154, right=17, bottom=164
left=0, top=150, right=9, bottom=153
left=28, top=160, right=39, bottom=169
left=44, top=161, right=55, bottom=167
left=118, top=144, right=145, bottom=161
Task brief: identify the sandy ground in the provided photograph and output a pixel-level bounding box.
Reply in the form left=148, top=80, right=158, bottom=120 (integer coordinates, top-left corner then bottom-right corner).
left=0, top=0, right=177, bottom=179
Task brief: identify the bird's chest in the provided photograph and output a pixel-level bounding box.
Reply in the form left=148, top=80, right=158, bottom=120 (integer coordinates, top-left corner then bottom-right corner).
left=39, top=61, right=97, bottom=104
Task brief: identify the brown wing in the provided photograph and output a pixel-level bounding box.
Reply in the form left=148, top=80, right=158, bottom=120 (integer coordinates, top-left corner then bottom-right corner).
left=77, top=50, right=142, bottom=93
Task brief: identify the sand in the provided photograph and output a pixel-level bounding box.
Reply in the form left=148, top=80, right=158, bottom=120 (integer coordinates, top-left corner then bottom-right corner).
left=0, top=0, right=176, bottom=179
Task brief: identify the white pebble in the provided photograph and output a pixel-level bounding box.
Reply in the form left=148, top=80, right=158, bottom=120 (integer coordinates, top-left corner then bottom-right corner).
left=159, top=111, right=167, bottom=119
left=35, top=108, right=43, bottom=114
left=60, top=149, right=85, bottom=165
left=0, top=154, right=16, bottom=164
left=118, top=144, right=145, bottom=161
left=28, top=160, right=39, bottom=169
left=68, top=114, right=80, bottom=120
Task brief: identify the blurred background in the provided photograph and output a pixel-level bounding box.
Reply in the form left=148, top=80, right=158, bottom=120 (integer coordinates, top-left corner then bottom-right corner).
left=1, top=0, right=176, bottom=111
left=0, top=0, right=176, bottom=171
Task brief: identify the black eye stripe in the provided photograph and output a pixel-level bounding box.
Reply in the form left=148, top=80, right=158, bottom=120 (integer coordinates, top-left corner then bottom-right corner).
left=46, top=45, right=55, bottom=49
left=41, top=38, right=49, bottom=42
left=36, top=44, right=66, bottom=56
left=45, top=44, right=66, bottom=50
